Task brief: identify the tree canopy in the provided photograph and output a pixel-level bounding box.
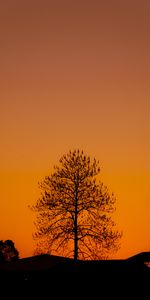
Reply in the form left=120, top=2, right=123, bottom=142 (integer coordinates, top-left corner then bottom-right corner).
left=31, top=149, right=122, bottom=260
left=0, top=240, right=19, bottom=262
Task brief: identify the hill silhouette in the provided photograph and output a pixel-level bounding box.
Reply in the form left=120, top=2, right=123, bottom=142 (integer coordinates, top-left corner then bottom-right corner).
left=0, top=252, right=150, bottom=296
left=0, top=251, right=150, bottom=280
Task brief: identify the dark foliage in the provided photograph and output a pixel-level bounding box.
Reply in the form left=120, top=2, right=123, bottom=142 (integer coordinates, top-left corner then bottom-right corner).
left=0, top=239, right=19, bottom=262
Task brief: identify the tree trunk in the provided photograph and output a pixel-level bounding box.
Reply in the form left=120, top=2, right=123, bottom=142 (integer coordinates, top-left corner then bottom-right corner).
left=74, top=191, right=78, bottom=261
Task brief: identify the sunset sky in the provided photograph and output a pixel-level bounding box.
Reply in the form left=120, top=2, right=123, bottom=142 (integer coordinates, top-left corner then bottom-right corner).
left=0, top=0, right=150, bottom=259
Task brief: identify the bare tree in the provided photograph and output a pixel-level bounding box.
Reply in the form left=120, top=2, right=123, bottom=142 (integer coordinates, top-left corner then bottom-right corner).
left=31, top=149, right=122, bottom=260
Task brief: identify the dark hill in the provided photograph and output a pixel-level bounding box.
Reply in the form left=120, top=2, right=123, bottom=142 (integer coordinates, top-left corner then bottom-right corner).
left=0, top=251, right=150, bottom=294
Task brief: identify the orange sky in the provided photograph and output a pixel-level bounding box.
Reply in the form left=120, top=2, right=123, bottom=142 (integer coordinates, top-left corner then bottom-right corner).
left=0, top=0, right=150, bottom=259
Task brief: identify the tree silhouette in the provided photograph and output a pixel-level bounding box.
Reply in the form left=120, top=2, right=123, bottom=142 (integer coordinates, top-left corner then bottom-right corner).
left=31, top=149, right=122, bottom=260
left=0, top=240, right=19, bottom=262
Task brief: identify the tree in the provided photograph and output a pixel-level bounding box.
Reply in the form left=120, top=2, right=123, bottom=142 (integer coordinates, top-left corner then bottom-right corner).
left=31, top=149, right=122, bottom=260
left=0, top=240, right=19, bottom=262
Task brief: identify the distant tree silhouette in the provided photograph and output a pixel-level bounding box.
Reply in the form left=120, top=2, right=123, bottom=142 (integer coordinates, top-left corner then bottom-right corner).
left=0, top=240, right=19, bottom=262
left=31, top=149, right=122, bottom=260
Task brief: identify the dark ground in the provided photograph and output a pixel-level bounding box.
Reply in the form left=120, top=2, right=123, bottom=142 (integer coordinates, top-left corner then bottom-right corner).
left=0, top=253, right=150, bottom=297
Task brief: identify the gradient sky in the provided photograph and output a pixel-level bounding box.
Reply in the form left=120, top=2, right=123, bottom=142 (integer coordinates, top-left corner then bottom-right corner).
left=0, top=0, right=150, bottom=259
